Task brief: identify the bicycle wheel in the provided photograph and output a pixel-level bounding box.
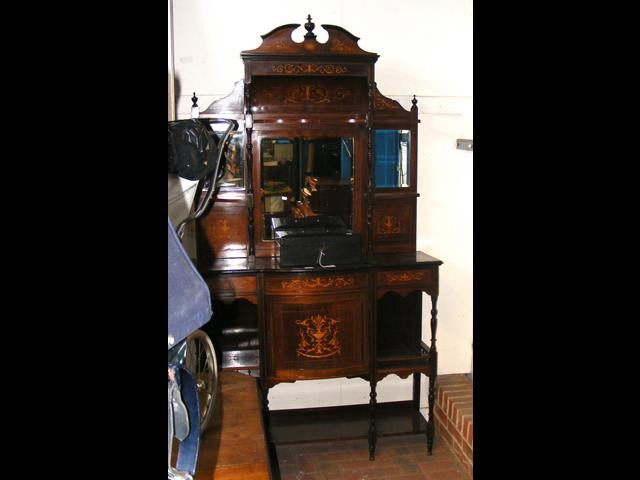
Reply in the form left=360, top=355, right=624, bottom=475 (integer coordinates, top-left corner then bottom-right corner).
left=184, top=329, right=218, bottom=432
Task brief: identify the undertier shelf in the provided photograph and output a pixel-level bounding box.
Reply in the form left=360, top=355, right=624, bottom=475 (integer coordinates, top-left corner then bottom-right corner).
left=268, top=401, right=427, bottom=445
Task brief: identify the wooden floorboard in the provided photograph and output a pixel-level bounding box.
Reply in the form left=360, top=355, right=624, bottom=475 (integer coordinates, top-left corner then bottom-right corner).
left=194, top=371, right=271, bottom=480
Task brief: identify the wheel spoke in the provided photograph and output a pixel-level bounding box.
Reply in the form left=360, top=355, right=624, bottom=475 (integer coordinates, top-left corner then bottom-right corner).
left=183, top=330, right=218, bottom=432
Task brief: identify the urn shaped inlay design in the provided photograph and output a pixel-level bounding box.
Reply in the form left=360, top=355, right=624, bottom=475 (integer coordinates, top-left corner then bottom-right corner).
left=295, top=314, right=342, bottom=359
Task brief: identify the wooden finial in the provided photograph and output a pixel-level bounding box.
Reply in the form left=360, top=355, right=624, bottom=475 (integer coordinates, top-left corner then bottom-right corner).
left=191, top=92, right=200, bottom=119
left=304, top=14, right=316, bottom=39
left=411, top=95, right=417, bottom=108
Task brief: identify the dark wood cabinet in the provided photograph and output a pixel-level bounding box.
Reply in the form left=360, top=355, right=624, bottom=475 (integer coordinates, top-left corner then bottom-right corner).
left=194, top=16, right=442, bottom=469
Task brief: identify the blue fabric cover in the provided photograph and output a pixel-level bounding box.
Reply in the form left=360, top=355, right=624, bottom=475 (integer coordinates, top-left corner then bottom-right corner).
left=168, top=218, right=212, bottom=348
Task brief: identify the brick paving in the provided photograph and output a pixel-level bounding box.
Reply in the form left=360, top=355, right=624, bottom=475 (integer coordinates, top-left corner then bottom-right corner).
left=434, top=374, right=473, bottom=478
left=276, top=432, right=472, bottom=480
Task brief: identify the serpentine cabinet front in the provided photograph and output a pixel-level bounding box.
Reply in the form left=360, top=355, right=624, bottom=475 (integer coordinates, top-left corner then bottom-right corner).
left=263, top=270, right=370, bottom=384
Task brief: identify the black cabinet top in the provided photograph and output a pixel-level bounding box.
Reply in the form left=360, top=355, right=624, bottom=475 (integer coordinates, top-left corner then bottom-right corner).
left=201, top=251, right=442, bottom=276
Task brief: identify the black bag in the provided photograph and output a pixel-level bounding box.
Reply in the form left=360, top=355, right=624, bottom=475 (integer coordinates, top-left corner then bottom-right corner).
left=273, top=215, right=362, bottom=267
left=168, top=119, right=220, bottom=181
left=271, top=215, right=350, bottom=238
left=278, top=233, right=362, bottom=267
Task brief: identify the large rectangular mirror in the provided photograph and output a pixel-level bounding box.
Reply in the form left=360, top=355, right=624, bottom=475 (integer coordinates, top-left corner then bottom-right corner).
left=260, top=137, right=354, bottom=240
left=374, top=129, right=410, bottom=188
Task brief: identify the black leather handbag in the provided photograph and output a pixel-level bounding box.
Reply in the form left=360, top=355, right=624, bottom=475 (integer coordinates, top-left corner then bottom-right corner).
left=168, top=119, right=220, bottom=181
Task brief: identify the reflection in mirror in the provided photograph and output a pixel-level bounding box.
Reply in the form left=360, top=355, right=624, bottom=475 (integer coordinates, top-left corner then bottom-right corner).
left=374, top=129, right=410, bottom=188
left=209, top=122, right=245, bottom=188
left=260, top=137, right=354, bottom=240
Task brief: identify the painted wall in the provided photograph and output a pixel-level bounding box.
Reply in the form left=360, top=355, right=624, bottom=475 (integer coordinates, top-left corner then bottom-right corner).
left=168, top=0, right=201, bottom=246
left=170, top=0, right=472, bottom=410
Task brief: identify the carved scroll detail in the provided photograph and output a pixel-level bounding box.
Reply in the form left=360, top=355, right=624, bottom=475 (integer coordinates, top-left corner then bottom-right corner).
left=281, top=277, right=355, bottom=290
left=271, top=64, right=348, bottom=74
left=385, top=272, right=425, bottom=283
left=295, top=314, right=342, bottom=358
left=377, top=215, right=401, bottom=234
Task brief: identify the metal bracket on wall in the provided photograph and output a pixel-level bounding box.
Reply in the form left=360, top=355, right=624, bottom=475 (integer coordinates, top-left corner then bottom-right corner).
left=456, top=139, right=473, bottom=151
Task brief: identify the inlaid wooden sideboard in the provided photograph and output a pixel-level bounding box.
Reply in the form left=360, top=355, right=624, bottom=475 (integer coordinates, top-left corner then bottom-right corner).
left=202, top=251, right=441, bottom=462
left=192, top=16, right=444, bottom=471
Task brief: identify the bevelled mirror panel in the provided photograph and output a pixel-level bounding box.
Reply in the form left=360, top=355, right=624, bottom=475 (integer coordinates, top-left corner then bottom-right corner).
left=260, top=137, right=354, bottom=240
left=373, top=129, right=410, bottom=188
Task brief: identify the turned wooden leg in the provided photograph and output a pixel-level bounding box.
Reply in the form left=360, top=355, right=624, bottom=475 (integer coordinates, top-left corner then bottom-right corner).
left=259, top=380, right=270, bottom=426
left=259, top=381, right=282, bottom=479
left=426, top=374, right=435, bottom=455
left=412, top=372, right=421, bottom=410
left=368, top=379, right=377, bottom=460
left=426, top=294, right=438, bottom=455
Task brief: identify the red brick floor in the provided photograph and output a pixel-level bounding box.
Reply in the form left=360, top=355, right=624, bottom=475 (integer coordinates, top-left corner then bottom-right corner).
left=276, top=432, right=472, bottom=480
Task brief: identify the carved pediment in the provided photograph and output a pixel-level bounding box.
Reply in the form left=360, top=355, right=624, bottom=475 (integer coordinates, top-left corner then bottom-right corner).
left=241, top=16, right=379, bottom=62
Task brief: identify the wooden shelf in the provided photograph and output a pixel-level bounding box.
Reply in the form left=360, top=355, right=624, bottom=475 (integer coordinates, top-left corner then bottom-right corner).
left=377, top=341, right=432, bottom=371
left=268, top=401, right=427, bottom=445
left=221, top=348, right=259, bottom=370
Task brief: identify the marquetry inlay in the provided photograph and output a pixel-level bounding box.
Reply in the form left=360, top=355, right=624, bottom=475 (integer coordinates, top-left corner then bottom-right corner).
left=282, top=83, right=352, bottom=104
left=219, top=219, right=232, bottom=234
left=384, top=272, right=425, bottom=283
left=259, top=81, right=355, bottom=106
left=374, top=88, right=402, bottom=110
left=295, top=314, right=342, bottom=359
left=377, top=215, right=401, bottom=234
left=281, top=276, right=355, bottom=290
left=330, top=39, right=348, bottom=51
left=271, top=64, right=348, bottom=74
left=209, top=218, right=243, bottom=239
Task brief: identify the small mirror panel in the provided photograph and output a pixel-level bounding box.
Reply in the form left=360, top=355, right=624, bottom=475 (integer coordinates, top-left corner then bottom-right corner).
left=373, top=129, right=410, bottom=188
left=209, top=121, right=245, bottom=189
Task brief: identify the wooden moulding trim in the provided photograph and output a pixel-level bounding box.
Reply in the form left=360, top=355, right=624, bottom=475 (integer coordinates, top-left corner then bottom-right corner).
left=200, top=80, right=245, bottom=115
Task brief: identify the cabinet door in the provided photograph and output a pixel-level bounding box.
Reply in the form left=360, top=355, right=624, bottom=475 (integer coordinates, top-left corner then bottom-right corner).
left=266, top=292, right=369, bottom=381
left=371, top=197, right=416, bottom=253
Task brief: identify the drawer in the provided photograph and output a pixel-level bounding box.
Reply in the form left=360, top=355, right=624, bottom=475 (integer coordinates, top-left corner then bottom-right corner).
left=265, top=272, right=368, bottom=295
left=207, top=274, right=257, bottom=297
left=376, top=268, right=436, bottom=293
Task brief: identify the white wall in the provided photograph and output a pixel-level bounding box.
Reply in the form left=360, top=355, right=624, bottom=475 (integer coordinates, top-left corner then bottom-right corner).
left=168, top=0, right=200, bottom=250
left=170, top=0, right=473, bottom=410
